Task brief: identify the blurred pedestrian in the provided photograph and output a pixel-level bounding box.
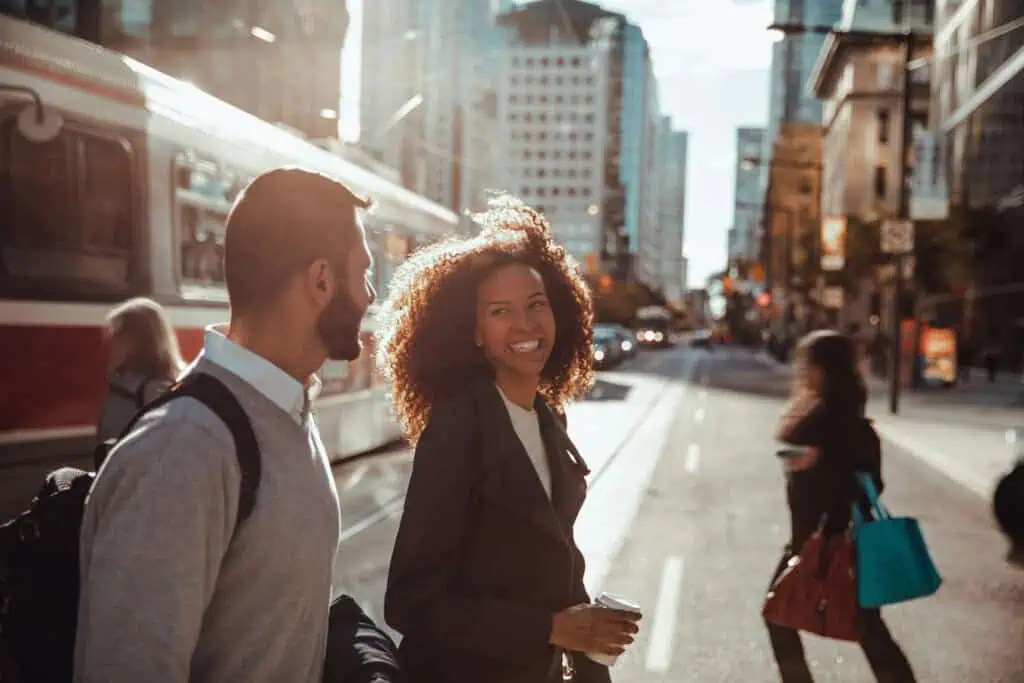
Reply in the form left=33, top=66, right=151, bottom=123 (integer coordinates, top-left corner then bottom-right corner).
left=95, top=297, right=184, bottom=447
left=375, top=195, right=640, bottom=682
left=768, top=330, right=917, bottom=683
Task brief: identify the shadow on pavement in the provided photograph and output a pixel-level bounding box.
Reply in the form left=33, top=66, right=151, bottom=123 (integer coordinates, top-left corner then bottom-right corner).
left=583, top=378, right=632, bottom=402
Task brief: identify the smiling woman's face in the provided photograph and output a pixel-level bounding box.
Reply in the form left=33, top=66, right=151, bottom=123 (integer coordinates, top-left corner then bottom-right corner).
left=474, top=262, right=557, bottom=382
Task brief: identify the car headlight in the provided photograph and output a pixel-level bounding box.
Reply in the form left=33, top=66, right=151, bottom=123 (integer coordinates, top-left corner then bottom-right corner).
left=593, top=349, right=605, bottom=361
left=621, top=341, right=633, bottom=352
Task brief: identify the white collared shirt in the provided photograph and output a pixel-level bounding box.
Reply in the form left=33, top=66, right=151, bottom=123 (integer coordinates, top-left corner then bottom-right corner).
left=196, top=324, right=322, bottom=425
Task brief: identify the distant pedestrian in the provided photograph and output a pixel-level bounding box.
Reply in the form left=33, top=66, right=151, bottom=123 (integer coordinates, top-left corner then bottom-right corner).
left=375, top=195, right=641, bottom=683
left=983, top=338, right=1001, bottom=383
left=768, top=330, right=917, bottom=683
left=956, top=333, right=973, bottom=384
left=75, top=167, right=376, bottom=682
left=95, top=297, right=184, bottom=448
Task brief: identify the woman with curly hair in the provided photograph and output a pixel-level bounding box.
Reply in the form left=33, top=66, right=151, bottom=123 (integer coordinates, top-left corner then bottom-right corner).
left=376, top=196, right=641, bottom=683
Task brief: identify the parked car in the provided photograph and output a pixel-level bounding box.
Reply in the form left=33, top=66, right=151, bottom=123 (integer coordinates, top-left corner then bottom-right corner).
left=596, top=323, right=636, bottom=360
left=592, top=327, right=625, bottom=369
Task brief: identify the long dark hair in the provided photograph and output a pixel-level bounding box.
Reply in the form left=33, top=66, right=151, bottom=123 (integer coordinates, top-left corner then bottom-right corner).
left=796, top=330, right=867, bottom=414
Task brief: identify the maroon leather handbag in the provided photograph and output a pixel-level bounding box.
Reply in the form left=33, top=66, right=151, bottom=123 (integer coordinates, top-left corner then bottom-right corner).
left=762, top=529, right=862, bottom=642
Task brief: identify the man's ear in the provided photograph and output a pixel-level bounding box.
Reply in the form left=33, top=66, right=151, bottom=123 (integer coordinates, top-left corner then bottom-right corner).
left=306, top=258, right=336, bottom=306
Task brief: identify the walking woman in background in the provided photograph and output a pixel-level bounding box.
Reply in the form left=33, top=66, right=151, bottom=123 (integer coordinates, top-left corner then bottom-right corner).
left=375, top=196, right=640, bottom=682
left=768, top=330, right=917, bottom=683
left=95, top=297, right=184, bottom=448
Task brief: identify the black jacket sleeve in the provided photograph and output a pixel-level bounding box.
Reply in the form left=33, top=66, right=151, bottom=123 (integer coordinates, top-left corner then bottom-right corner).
left=383, top=396, right=554, bottom=662
left=323, top=595, right=402, bottom=683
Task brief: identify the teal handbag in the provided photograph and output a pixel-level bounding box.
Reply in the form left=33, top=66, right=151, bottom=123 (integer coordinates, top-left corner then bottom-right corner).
left=851, top=472, right=942, bottom=608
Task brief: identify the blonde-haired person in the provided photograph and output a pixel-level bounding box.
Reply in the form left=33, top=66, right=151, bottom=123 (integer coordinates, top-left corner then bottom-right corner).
left=95, top=297, right=184, bottom=448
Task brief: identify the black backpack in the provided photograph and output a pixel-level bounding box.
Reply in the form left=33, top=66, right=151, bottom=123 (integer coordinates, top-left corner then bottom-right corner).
left=0, top=373, right=260, bottom=683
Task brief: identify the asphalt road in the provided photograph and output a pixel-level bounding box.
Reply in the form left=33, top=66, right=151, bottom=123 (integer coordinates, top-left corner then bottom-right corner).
left=600, top=346, right=1024, bottom=682
left=5, top=343, right=1020, bottom=681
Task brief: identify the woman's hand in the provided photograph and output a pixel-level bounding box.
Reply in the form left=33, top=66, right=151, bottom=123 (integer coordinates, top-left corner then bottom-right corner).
left=784, top=446, right=820, bottom=472
left=549, top=603, right=641, bottom=655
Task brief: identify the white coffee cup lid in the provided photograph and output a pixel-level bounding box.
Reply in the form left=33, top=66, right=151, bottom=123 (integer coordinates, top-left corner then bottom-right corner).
left=596, top=592, right=641, bottom=614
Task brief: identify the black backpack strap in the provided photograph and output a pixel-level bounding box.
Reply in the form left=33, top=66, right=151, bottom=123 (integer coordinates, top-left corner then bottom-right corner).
left=116, top=373, right=261, bottom=535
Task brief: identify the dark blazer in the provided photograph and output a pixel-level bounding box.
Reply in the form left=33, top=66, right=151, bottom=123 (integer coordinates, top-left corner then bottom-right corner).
left=384, top=379, right=611, bottom=683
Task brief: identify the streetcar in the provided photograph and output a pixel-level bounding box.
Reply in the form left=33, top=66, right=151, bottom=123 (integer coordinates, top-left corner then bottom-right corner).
left=0, top=15, right=460, bottom=466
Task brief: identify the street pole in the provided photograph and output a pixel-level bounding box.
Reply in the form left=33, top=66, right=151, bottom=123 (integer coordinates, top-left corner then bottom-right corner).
left=889, top=31, right=914, bottom=415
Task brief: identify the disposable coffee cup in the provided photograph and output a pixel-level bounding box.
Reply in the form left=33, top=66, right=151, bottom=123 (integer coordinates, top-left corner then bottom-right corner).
left=585, top=592, right=642, bottom=667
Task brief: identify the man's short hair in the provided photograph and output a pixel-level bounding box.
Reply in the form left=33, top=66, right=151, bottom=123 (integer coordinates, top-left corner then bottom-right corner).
left=224, top=167, right=372, bottom=317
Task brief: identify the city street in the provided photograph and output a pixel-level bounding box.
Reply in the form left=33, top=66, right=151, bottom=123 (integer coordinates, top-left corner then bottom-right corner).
left=1, top=346, right=1020, bottom=680
left=329, top=345, right=1024, bottom=681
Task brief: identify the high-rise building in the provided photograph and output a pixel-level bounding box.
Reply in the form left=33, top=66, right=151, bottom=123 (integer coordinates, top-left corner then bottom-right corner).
left=360, top=0, right=511, bottom=219
left=635, top=57, right=663, bottom=287
left=763, top=0, right=843, bottom=174
left=657, top=121, right=688, bottom=303
left=495, top=31, right=612, bottom=265
left=620, top=22, right=652, bottom=265
left=498, top=0, right=655, bottom=281
left=732, top=127, right=765, bottom=261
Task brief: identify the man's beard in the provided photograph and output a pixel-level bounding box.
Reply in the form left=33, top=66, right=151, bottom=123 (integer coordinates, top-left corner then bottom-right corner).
left=316, top=291, right=365, bottom=361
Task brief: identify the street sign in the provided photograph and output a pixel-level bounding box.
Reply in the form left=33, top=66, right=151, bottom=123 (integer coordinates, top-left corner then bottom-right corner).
left=910, top=129, right=950, bottom=221
left=881, top=220, right=914, bottom=255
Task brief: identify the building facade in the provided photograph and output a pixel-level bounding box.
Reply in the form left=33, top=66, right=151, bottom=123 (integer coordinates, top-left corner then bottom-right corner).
left=634, top=58, right=663, bottom=287
left=932, top=0, right=1024, bottom=210
left=85, top=0, right=350, bottom=140
left=763, top=0, right=844, bottom=179
left=496, top=37, right=611, bottom=265
left=809, top=0, right=934, bottom=329
left=731, top=127, right=766, bottom=261
left=811, top=0, right=934, bottom=221
left=498, top=0, right=649, bottom=280
left=657, top=121, right=689, bottom=304
left=360, top=0, right=511, bottom=219
left=619, top=21, right=651, bottom=265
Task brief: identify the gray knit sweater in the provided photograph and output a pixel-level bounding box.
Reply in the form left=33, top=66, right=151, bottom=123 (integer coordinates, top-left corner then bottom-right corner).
left=75, top=358, right=340, bottom=683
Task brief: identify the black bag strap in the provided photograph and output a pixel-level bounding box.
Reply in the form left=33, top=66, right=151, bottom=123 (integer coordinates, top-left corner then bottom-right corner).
left=117, top=373, right=261, bottom=535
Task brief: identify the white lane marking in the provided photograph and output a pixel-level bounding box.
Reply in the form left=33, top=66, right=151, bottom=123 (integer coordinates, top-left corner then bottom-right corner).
left=645, top=556, right=685, bottom=673
left=578, top=384, right=687, bottom=595
left=694, top=407, right=705, bottom=423
left=685, top=444, right=700, bottom=473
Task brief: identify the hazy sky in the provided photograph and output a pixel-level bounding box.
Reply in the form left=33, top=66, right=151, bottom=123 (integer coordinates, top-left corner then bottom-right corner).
left=340, top=0, right=776, bottom=288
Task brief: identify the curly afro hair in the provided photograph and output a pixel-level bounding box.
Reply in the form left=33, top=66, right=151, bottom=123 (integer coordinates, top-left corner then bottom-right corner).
left=374, top=194, right=595, bottom=444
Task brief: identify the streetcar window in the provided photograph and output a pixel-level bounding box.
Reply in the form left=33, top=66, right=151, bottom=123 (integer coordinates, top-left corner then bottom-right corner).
left=0, top=114, right=135, bottom=297
left=173, top=154, right=244, bottom=292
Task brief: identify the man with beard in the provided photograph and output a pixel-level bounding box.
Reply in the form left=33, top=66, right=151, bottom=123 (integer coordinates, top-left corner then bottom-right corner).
left=74, top=168, right=375, bottom=683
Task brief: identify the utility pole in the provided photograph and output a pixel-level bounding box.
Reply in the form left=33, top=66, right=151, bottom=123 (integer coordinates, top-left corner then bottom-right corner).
left=889, top=30, right=915, bottom=415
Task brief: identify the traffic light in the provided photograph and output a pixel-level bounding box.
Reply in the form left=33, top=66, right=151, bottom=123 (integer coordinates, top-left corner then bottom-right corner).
left=757, top=292, right=772, bottom=307
left=598, top=274, right=613, bottom=292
